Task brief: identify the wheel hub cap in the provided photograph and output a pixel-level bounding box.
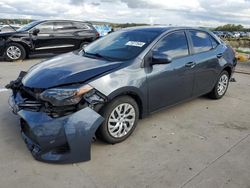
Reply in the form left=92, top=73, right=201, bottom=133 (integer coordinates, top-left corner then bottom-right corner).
left=6, top=46, right=21, bottom=60
left=108, top=103, right=136, bottom=138
left=217, top=74, right=228, bottom=96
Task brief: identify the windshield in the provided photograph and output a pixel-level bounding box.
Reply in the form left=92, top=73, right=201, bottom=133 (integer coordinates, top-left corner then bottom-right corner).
left=17, top=21, right=41, bottom=32
left=84, top=30, right=160, bottom=61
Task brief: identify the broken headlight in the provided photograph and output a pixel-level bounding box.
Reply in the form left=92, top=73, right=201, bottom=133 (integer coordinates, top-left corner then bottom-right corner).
left=40, top=84, right=93, bottom=106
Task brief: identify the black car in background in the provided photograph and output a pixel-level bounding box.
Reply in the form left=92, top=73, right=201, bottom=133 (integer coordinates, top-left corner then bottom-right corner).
left=7, top=26, right=237, bottom=163
left=0, top=20, right=99, bottom=61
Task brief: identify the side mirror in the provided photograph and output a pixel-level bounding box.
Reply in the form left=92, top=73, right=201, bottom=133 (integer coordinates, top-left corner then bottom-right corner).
left=151, top=51, right=172, bottom=65
left=32, top=28, right=40, bottom=35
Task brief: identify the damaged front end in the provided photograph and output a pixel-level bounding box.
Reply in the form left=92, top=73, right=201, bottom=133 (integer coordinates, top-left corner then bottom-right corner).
left=6, top=72, right=106, bottom=163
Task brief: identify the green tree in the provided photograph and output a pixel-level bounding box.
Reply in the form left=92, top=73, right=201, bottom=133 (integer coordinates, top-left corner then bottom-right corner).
left=215, top=24, right=245, bottom=31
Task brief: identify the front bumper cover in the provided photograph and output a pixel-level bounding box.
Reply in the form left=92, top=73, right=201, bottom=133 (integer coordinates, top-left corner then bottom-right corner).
left=9, top=87, right=104, bottom=164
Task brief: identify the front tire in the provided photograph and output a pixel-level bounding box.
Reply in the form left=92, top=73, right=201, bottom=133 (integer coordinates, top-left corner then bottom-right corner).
left=97, top=96, right=139, bottom=144
left=5, top=43, right=26, bottom=61
left=208, top=71, right=229, bottom=99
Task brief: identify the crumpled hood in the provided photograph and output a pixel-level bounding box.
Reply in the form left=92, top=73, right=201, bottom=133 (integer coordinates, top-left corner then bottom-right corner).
left=22, top=52, right=123, bottom=88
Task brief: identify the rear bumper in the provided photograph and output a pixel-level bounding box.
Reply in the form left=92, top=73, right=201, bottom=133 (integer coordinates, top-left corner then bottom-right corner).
left=9, top=94, right=104, bottom=164
left=231, top=57, right=237, bottom=78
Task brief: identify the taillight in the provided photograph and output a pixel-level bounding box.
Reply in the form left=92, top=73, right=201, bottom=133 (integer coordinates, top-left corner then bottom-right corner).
left=96, top=32, right=100, bottom=38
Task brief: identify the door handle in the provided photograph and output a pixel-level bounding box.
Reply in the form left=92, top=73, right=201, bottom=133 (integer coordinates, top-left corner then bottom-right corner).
left=217, top=53, right=223, bottom=58
left=185, top=62, right=196, bottom=68
left=49, top=34, right=54, bottom=37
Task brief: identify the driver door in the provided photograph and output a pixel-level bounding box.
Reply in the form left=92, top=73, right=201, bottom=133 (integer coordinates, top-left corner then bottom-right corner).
left=146, top=31, right=196, bottom=112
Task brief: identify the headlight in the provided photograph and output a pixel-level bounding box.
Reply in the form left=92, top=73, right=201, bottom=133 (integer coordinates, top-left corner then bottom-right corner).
left=40, top=84, right=93, bottom=106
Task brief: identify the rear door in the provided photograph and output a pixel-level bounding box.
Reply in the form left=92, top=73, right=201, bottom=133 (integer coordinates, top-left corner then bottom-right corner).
left=147, top=31, right=196, bottom=112
left=187, top=30, right=221, bottom=96
left=72, top=22, right=98, bottom=45
left=52, top=21, right=78, bottom=52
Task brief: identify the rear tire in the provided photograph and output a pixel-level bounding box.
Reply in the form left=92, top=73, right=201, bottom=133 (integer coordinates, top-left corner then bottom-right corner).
left=5, top=43, right=26, bottom=61
left=79, top=42, right=89, bottom=49
left=208, top=71, right=229, bottom=99
left=97, top=96, right=139, bottom=144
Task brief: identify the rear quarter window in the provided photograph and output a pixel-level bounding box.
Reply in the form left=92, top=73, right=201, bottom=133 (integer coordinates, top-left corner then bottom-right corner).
left=54, top=22, right=77, bottom=32
left=73, top=22, right=92, bottom=30
left=210, top=35, right=219, bottom=49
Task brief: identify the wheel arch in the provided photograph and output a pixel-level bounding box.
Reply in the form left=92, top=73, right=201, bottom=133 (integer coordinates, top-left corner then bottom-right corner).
left=105, top=87, right=146, bottom=119
left=5, top=41, right=30, bottom=57
left=222, top=65, right=233, bottom=78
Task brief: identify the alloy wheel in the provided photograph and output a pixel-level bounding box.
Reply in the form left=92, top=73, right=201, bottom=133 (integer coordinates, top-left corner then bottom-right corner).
left=107, top=103, right=136, bottom=138
left=217, top=74, right=229, bottom=96
left=6, top=46, right=22, bottom=60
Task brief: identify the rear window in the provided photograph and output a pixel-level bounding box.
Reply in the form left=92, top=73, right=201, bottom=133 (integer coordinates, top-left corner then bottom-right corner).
left=54, top=22, right=77, bottom=31
left=190, top=31, right=213, bottom=53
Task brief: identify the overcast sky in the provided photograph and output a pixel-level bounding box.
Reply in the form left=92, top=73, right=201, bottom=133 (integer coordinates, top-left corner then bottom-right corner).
left=0, top=0, right=250, bottom=27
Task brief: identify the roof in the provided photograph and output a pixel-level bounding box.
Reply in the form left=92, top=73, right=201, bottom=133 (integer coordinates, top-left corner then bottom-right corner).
left=33, top=19, right=90, bottom=24
left=122, top=26, right=212, bottom=34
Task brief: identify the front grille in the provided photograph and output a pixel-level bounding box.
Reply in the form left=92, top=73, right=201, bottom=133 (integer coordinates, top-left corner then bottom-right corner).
left=20, top=86, right=40, bottom=100
left=17, top=86, right=43, bottom=112
left=18, top=100, right=42, bottom=112
left=44, top=105, right=80, bottom=118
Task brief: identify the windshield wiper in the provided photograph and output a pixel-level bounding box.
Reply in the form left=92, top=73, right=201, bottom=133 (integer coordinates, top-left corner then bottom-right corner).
left=6, top=23, right=17, bottom=32
left=83, top=51, right=115, bottom=61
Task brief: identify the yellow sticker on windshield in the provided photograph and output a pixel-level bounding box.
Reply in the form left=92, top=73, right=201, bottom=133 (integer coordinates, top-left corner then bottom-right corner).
left=126, top=41, right=146, bottom=47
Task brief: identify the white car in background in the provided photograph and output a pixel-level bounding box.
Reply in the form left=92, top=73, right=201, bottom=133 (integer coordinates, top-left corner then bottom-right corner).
left=0, top=25, right=20, bottom=33
left=232, top=32, right=240, bottom=38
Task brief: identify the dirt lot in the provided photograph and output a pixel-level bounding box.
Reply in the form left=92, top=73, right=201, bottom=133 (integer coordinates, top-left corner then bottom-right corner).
left=0, top=57, right=250, bottom=188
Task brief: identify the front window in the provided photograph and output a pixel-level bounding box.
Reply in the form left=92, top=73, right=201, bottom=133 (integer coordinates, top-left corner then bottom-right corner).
left=17, top=21, right=41, bottom=32
left=84, top=30, right=160, bottom=61
left=34, top=22, right=54, bottom=33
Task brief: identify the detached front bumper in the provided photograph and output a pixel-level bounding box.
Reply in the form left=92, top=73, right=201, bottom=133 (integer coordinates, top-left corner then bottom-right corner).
left=9, top=93, right=104, bottom=164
